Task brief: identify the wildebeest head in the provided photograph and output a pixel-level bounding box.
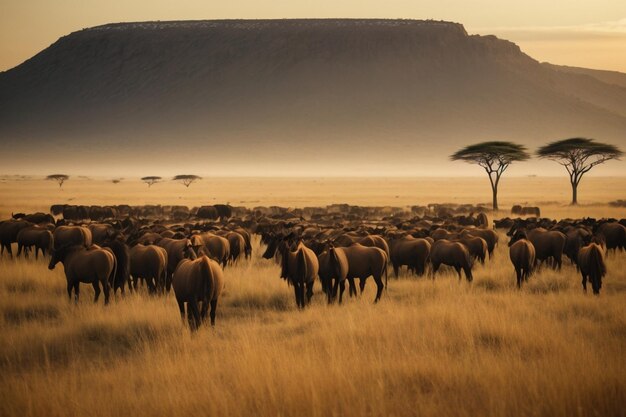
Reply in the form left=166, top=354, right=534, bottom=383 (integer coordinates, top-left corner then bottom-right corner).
left=184, top=239, right=198, bottom=260
left=508, top=230, right=528, bottom=247
left=48, top=244, right=76, bottom=270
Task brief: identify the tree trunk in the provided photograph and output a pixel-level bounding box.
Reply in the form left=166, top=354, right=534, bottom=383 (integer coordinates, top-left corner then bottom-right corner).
left=492, top=186, right=498, bottom=210
left=571, top=181, right=578, bottom=205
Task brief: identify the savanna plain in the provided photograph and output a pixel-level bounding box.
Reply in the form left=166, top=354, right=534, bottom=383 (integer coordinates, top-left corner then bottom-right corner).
left=0, top=176, right=625, bottom=417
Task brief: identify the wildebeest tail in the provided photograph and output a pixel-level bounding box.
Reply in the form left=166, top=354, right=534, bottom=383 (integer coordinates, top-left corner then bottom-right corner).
left=296, top=247, right=308, bottom=286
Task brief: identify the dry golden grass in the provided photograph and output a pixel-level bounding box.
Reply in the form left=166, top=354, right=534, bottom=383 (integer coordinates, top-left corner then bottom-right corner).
left=0, top=178, right=625, bottom=417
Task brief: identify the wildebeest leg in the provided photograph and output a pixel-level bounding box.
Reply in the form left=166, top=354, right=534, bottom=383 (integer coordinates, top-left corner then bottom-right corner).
left=431, top=263, right=440, bottom=279
left=188, top=301, right=201, bottom=331
left=177, top=301, right=185, bottom=321
left=166, top=272, right=172, bottom=293
left=338, top=280, right=346, bottom=304
left=359, top=277, right=366, bottom=294
left=293, top=284, right=301, bottom=308
left=17, top=244, right=23, bottom=258
left=393, top=263, right=400, bottom=278
left=592, top=278, right=600, bottom=295
left=464, top=267, right=473, bottom=282
left=306, top=281, right=314, bottom=305
left=348, top=278, right=357, bottom=297
left=329, top=278, right=338, bottom=304
left=516, top=268, right=522, bottom=288
left=200, top=299, right=209, bottom=321
left=93, top=281, right=101, bottom=303
left=581, top=272, right=587, bottom=292
left=102, top=278, right=110, bottom=305
left=74, top=282, right=80, bottom=304
left=67, top=281, right=73, bottom=301
left=374, top=275, right=384, bottom=303
left=454, top=266, right=462, bottom=280
left=209, top=299, right=218, bottom=326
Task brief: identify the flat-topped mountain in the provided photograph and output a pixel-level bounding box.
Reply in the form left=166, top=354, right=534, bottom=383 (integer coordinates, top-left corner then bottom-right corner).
left=1, top=19, right=625, bottom=175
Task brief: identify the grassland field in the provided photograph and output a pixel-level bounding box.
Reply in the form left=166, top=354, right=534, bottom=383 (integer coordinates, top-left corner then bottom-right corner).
left=0, top=176, right=625, bottom=417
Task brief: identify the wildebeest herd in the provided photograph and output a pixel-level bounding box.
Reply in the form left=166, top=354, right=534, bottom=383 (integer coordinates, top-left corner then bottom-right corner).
left=1, top=203, right=624, bottom=330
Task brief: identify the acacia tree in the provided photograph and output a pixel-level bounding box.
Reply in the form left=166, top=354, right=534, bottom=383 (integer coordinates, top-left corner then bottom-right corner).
left=451, top=141, right=530, bottom=210
left=141, top=176, right=162, bottom=187
left=537, top=138, right=622, bottom=205
left=173, top=174, right=201, bottom=188
left=46, top=174, right=69, bottom=188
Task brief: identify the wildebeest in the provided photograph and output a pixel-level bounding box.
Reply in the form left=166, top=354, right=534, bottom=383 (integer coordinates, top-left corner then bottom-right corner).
left=129, top=244, right=168, bottom=294
left=332, top=244, right=388, bottom=303
left=48, top=245, right=117, bottom=305
left=279, top=241, right=319, bottom=308
left=389, top=236, right=431, bottom=277
left=525, top=228, right=566, bottom=270
left=594, top=222, right=626, bottom=254
left=16, top=226, right=53, bottom=259
left=0, top=220, right=33, bottom=257
left=456, top=236, right=488, bottom=264
left=577, top=243, right=607, bottom=295
left=172, top=256, right=224, bottom=330
left=508, top=230, right=536, bottom=288
left=460, top=229, right=498, bottom=258
left=101, top=235, right=130, bottom=295
left=191, top=233, right=230, bottom=267
left=430, top=239, right=473, bottom=282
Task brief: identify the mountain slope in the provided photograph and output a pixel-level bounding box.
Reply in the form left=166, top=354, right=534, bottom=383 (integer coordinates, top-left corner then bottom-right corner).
left=1, top=19, right=625, bottom=176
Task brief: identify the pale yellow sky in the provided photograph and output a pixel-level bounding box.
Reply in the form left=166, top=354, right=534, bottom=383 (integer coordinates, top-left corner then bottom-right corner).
left=1, top=0, right=626, bottom=72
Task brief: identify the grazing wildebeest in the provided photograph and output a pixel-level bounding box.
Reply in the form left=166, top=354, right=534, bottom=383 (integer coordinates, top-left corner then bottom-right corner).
left=577, top=243, right=607, bottom=295
left=172, top=256, right=224, bottom=330
left=430, top=239, right=473, bottom=282
left=16, top=226, right=53, bottom=259
left=129, top=244, right=168, bottom=294
left=48, top=245, right=116, bottom=305
left=508, top=230, right=536, bottom=288
left=389, top=236, right=431, bottom=277
left=279, top=241, right=319, bottom=308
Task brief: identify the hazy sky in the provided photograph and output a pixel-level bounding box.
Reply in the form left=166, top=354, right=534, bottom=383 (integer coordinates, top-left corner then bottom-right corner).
left=1, top=0, right=626, bottom=72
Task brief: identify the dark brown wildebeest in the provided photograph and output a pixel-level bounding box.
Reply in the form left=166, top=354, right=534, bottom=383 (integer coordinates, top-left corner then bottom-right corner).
left=430, top=239, right=473, bottom=282
left=88, top=223, right=116, bottom=245
left=0, top=220, right=33, bottom=258
left=13, top=212, right=55, bottom=224
left=318, top=248, right=351, bottom=304
left=332, top=244, right=388, bottom=303
left=129, top=244, right=168, bottom=294
left=511, top=205, right=522, bottom=215
left=594, top=222, right=626, bottom=254
left=460, top=229, right=498, bottom=259
left=279, top=241, right=319, bottom=309
left=389, top=236, right=431, bottom=277
left=16, top=226, right=53, bottom=259
left=48, top=245, right=116, bottom=305
left=172, top=256, right=224, bottom=330
left=101, top=235, right=130, bottom=295
left=456, top=236, right=488, bottom=265
left=526, top=228, right=566, bottom=270
left=190, top=233, right=230, bottom=267
left=577, top=243, right=607, bottom=295
left=508, top=230, right=535, bottom=288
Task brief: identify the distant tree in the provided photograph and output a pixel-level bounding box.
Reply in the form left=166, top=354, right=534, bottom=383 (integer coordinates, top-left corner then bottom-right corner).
left=451, top=141, right=530, bottom=210
left=173, top=174, right=201, bottom=188
left=141, top=176, right=162, bottom=187
left=46, top=174, right=69, bottom=188
left=537, top=138, right=622, bottom=205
